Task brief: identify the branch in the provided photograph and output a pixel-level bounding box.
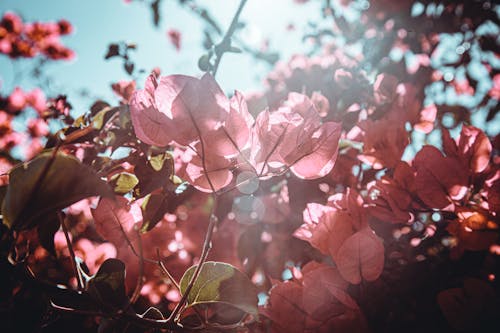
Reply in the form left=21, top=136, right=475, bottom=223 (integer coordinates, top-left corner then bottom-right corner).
left=157, top=248, right=180, bottom=291
left=212, top=0, right=248, bottom=76
left=165, top=77, right=223, bottom=322
left=167, top=192, right=219, bottom=323
left=58, top=211, right=84, bottom=291
left=129, top=229, right=144, bottom=305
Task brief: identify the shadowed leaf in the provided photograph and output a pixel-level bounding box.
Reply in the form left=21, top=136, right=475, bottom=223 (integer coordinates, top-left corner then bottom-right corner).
left=336, top=228, right=384, bottom=284
left=87, top=259, right=128, bottom=310
left=2, top=151, right=113, bottom=231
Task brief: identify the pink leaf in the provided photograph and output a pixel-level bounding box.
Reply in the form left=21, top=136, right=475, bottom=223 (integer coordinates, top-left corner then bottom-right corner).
left=91, top=196, right=140, bottom=249
left=129, top=74, right=173, bottom=146
left=295, top=203, right=354, bottom=258
left=414, top=145, right=468, bottom=209
left=458, top=125, right=492, bottom=173
left=336, top=228, right=384, bottom=284
left=184, top=145, right=234, bottom=192
left=290, top=121, right=341, bottom=179
left=250, top=93, right=341, bottom=178
left=264, top=281, right=305, bottom=333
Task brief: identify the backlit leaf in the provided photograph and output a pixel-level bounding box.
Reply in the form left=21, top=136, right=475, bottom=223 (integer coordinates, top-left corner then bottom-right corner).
left=179, top=261, right=258, bottom=316
left=336, top=228, right=384, bottom=284
left=109, top=172, right=139, bottom=194
left=91, top=196, right=139, bottom=248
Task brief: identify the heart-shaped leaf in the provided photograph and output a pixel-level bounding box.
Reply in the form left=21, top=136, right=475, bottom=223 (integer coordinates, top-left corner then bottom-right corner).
left=2, top=151, right=113, bottom=231
left=87, top=259, right=128, bottom=310
left=336, top=228, right=384, bottom=284
left=179, top=261, right=258, bottom=316
left=91, top=196, right=139, bottom=248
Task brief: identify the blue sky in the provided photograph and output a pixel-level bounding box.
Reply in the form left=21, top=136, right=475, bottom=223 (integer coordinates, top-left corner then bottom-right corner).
left=1, top=0, right=498, bottom=139
left=0, top=0, right=322, bottom=114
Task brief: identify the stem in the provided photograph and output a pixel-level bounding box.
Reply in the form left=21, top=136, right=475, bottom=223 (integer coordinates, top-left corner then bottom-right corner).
left=157, top=248, right=180, bottom=291
left=212, top=0, right=248, bottom=76
left=165, top=84, right=222, bottom=322
left=167, top=198, right=218, bottom=322
left=129, top=229, right=144, bottom=305
left=58, top=211, right=84, bottom=291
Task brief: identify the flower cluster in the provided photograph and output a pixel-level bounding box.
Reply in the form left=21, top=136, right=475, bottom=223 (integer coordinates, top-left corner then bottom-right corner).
left=130, top=73, right=342, bottom=192
left=0, top=12, right=74, bottom=60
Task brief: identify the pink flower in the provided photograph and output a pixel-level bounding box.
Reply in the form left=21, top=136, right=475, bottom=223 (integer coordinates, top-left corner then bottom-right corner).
left=488, top=74, right=500, bottom=99
left=26, top=88, right=46, bottom=113
left=57, top=19, right=73, bottom=35
left=111, top=80, right=136, bottom=103
left=167, top=29, right=181, bottom=51
left=132, top=76, right=341, bottom=190
left=130, top=73, right=253, bottom=192
left=7, top=87, right=26, bottom=111
left=356, top=117, right=409, bottom=169
left=412, top=126, right=491, bottom=211
left=295, top=189, right=368, bottom=260
left=27, top=118, right=49, bottom=137
left=311, top=91, right=329, bottom=117
left=367, top=161, right=423, bottom=224
left=263, top=262, right=368, bottom=333
left=295, top=202, right=354, bottom=260
left=1, top=12, right=23, bottom=34
left=250, top=92, right=341, bottom=179
left=414, top=104, right=437, bottom=134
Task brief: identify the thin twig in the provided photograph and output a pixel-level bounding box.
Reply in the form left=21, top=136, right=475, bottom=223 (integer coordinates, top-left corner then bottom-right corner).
left=167, top=194, right=218, bottom=323
left=58, top=211, right=84, bottom=291
left=212, top=0, right=248, bottom=76
left=129, top=229, right=144, bottom=305
left=259, top=124, right=288, bottom=176
left=156, top=248, right=180, bottom=291
left=165, top=64, right=224, bottom=322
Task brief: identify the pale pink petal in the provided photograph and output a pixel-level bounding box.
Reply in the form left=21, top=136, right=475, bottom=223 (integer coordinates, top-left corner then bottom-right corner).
left=185, top=151, right=233, bottom=192
left=290, top=122, right=342, bottom=179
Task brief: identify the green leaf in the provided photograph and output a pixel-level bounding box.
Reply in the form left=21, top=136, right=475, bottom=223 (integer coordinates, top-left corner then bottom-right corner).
left=2, top=151, right=113, bottom=230
left=198, top=54, right=211, bottom=72
left=179, top=261, right=258, bottom=316
left=92, top=107, right=112, bottom=130
left=109, top=172, right=139, bottom=194
left=140, top=191, right=169, bottom=233
left=149, top=152, right=171, bottom=172
left=87, top=259, right=128, bottom=309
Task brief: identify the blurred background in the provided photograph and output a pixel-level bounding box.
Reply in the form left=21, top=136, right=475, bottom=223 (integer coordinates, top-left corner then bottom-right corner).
left=0, top=0, right=324, bottom=111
